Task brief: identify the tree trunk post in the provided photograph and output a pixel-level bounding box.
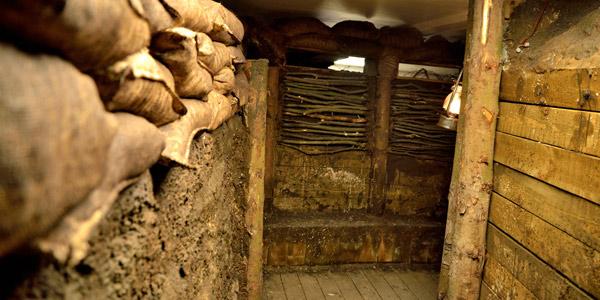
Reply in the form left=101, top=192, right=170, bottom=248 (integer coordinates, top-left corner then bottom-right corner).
left=437, top=0, right=475, bottom=297
left=245, top=59, right=269, bottom=300
left=264, top=66, right=280, bottom=214
left=369, top=48, right=398, bottom=215
left=444, top=0, right=504, bottom=298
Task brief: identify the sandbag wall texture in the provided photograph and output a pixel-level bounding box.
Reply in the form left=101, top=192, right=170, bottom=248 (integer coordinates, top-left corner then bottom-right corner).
left=0, top=0, right=252, bottom=298
left=0, top=118, right=250, bottom=299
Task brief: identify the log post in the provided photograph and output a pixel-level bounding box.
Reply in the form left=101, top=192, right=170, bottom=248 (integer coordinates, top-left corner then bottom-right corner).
left=438, top=1, right=475, bottom=297
left=245, top=59, right=269, bottom=300
left=443, top=0, right=504, bottom=298
left=368, top=48, right=398, bottom=214
left=264, top=66, right=280, bottom=214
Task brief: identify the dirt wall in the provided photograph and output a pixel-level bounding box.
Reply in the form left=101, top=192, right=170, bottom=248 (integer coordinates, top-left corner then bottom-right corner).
left=0, top=116, right=250, bottom=299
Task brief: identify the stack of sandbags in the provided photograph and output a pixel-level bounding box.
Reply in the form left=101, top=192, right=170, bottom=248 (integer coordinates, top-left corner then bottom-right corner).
left=278, top=17, right=340, bottom=52
left=143, top=0, right=252, bottom=167
left=0, top=0, right=250, bottom=262
left=378, top=25, right=424, bottom=49
left=332, top=20, right=379, bottom=40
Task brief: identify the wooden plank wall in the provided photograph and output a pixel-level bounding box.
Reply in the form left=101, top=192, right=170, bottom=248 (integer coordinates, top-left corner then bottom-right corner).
left=482, top=69, right=600, bottom=299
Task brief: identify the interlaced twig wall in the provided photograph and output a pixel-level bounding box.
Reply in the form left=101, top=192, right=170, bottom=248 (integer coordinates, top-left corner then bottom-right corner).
left=390, top=80, right=456, bottom=161
left=280, top=67, right=369, bottom=155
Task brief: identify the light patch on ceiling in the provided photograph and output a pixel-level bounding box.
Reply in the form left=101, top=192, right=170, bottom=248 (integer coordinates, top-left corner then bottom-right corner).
left=329, top=56, right=365, bottom=73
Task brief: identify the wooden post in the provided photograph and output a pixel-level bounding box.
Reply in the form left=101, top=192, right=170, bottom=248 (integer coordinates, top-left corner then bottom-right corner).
left=438, top=1, right=475, bottom=297
left=264, top=66, right=280, bottom=214
left=368, top=48, right=398, bottom=215
left=245, top=59, right=269, bottom=300
left=443, top=0, right=504, bottom=298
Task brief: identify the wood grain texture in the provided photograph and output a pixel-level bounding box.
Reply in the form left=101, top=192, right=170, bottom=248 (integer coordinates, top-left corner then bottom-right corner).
left=362, top=270, right=398, bottom=299
left=264, top=274, right=287, bottom=300
left=494, top=132, right=600, bottom=203
left=497, top=102, right=600, bottom=157
left=494, top=163, right=600, bottom=250
left=500, top=68, right=600, bottom=112
left=486, top=224, right=592, bottom=300
left=348, top=271, right=382, bottom=299
left=489, top=193, right=600, bottom=297
left=298, top=273, right=325, bottom=300
left=281, top=273, right=307, bottom=300
left=382, top=271, right=418, bottom=300
left=482, top=256, right=536, bottom=299
left=327, top=272, right=363, bottom=300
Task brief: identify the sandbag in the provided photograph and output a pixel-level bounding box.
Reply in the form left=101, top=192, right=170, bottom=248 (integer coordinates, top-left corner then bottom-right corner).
left=0, top=43, right=118, bottom=256
left=37, top=113, right=165, bottom=265
left=196, top=34, right=233, bottom=75
left=244, top=17, right=286, bottom=65
left=151, top=28, right=213, bottom=99
left=208, top=4, right=245, bottom=45
left=332, top=20, right=379, bottom=40
left=95, top=49, right=187, bottom=126
left=213, top=67, right=236, bottom=94
left=378, top=25, right=423, bottom=49
left=278, top=17, right=332, bottom=38
left=287, top=33, right=340, bottom=52
left=164, top=0, right=244, bottom=44
left=0, top=0, right=150, bottom=72
left=228, top=46, right=246, bottom=64
left=140, top=0, right=181, bottom=33
left=160, top=92, right=239, bottom=166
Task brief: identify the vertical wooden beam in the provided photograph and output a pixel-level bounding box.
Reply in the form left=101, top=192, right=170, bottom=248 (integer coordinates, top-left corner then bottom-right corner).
left=245, top=59, right=269, bottom=300
left=438, top=1, right=475, bottom=297
left=444, top=0, right=504, bottom=298
left=369, top=49, right=398, bottom=215
left=264, top=66, right=281, bottom=214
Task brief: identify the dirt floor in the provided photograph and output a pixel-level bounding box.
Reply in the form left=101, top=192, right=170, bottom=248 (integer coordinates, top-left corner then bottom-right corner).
left=0, top=115, right=250, bottom=299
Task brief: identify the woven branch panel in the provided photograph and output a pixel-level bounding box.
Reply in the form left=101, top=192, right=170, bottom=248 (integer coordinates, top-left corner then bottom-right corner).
left=390, top=80, right=456, bottom=161
left=280, top=67, right=369, bottom=155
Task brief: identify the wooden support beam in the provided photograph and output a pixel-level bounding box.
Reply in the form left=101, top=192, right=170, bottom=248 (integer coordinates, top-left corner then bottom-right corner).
left=442, top=0, right=504, bottom=298
left=369, top=48, right=398, bottom=214
left=264, top=66, right=281, bottom=214
left=245, top=59, right=269, bottom=300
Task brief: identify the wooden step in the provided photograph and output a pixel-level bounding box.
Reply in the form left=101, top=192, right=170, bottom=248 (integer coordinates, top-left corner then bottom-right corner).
left=264, top=212, right=444, bottom=268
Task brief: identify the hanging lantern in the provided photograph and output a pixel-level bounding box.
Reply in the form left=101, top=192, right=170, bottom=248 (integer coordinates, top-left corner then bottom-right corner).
left=437, top=70, right=463, bottom=131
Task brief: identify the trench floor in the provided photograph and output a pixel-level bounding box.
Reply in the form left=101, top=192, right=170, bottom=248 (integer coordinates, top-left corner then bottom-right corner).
left=264, top=268, right=438, bottom=300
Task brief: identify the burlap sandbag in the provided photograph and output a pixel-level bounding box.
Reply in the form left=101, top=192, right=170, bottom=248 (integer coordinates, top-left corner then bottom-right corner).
left=228, top=46, right=246, bottom=64
left=378, top=25, right=424, bottom=49
left=95, top=49, right=187, bottom=126
left=151, top=28, right=213, bottom=99
left=332, top=20, right=379, bottom=40
left=0, top=43, right=118, bottom=256
left=278, top=17, right=332, bottom=38
left=208, top=4, right=245, bottom=45
left=140, top=0, right=181, bottom=33
left=163, top=0, right=244, bottom=44
left=0, top=0, right=150, bottom=72
left=213, top=67, right=236, bottom=94
left=244, top=17, right=286, bottom=65
left=37, top=113, right=165, bottom=265
left=196, top=34, right=233, bottom=75
left=287, top=33, right=340, bottom=52
left=160, top=92, right=239, bottom=166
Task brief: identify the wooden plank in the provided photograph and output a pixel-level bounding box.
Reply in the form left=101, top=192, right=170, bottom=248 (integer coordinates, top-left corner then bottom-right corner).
left=494, top=132, right=600, bottom=203
left=281, top=273, right=307, bottom=300
left=327, top=272, right=363, bottom=300
left=497, top=102, right=600, bottom=157
left=264, top=274, right=288, bottom=300
left=362, top=270, right=399, bottom=299
left=494, top=163, right=600, bottom=250
left=412, top=272, right=438, bottom=300
left=396, top=271, right=435, bottom=300
left=314, top=273, right=343, bottom=299
left=487, top=224, right=592, bottom=300
left=482, top=256, right=536, bottom=299
left=381, top=271, right=418, bottom=300
left=489, top=193, right=600, bottom=296
left=298, top=273, right=325, bottom=300
left=348, top=270, right=382, bottom=300
left=500, top=68, right=600, bottom=112
left=246, top=59, right=269, bottom=300
left=265, top=66, right=281, bottom=213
